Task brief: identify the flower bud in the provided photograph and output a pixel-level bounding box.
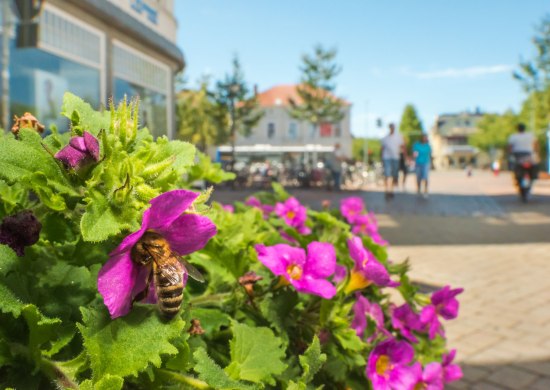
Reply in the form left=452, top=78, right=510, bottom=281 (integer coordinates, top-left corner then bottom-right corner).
left=0, top=210, right=42, bottom=256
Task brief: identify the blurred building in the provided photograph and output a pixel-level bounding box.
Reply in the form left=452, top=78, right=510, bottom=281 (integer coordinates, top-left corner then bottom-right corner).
left=430, top=111, right=484, bottom=169
left=0, top=0, right=184, bottom=137
left=219, top=84, right=352, bottom=163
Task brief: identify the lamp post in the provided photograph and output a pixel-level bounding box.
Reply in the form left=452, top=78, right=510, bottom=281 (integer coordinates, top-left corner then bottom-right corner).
left=228, top=82, right=240, bottom=166
left=1, top=0, right=12, bottom=131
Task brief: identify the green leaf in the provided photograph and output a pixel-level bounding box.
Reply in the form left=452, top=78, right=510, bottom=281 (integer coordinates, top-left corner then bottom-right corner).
left=80, top=189, right=136, bottom=242
left=299, top=336, right=326, bottom=383
left=193, top=348, right=256, bottom=390
left=0, top=283, right=23, bottom=317
left=21, top=304, right=62, bottom=359
left=0, top=129, right=68, bottom=186
left=225, top=321, right=286, bottom=385
left=190, top=308, right=231, bottom=334
left=0, top=245, right=19, bottom=277
left=61, top=92, right=110, bottom=134
left=80, top=375, right=124, bottom=390
left=77, top=305, right=186, bottom=380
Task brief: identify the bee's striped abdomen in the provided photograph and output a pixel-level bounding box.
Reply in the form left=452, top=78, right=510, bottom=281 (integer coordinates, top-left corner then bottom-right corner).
left=154, top=260, right=184, bottom=319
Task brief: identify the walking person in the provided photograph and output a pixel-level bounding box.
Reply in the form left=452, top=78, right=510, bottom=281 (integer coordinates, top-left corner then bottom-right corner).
left=398, top=151, right=409, bottom=191
left=413, top=133, right=432, bottom=198
left=381, top=123, right=406, bottom=199
left=326, top=143, right=344, bottom=190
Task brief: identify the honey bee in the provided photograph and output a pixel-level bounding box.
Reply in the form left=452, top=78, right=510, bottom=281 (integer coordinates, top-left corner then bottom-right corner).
left=131, top=231, right=205, bottom=318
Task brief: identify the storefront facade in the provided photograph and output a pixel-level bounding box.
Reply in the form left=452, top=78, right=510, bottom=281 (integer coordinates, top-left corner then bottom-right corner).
left=1, top=0, right=184, bottom=137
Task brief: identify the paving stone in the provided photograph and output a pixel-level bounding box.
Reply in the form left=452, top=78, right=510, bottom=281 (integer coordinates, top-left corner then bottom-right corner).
left=462, top=365, right=491, bottom=381
left=486, top=367, right=538, bottom=389
left=471, top=381, right=507, bottom=390
left=531, top=377, right=550, bottom=390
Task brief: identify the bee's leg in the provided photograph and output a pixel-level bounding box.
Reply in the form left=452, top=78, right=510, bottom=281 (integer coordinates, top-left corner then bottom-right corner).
left=133, top=270, right=153, bottom=304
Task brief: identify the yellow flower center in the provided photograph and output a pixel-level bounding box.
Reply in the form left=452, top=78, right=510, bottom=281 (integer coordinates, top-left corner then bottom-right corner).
left=286, top=211, right=296, bottom=219
left=344, top=270, right=371, bottom=294
left=376, top=355, right=392, bottom=376
left=414, top=383, right=427, bottom=390
left=287, top=264, right=303, bottom=280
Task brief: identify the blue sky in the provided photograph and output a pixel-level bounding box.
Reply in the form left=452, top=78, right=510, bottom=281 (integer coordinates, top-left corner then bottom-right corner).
left=175, top=1, right=549, bottom=138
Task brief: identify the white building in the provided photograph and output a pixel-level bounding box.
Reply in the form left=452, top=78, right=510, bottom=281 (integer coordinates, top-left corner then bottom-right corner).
left=223, top=84, right=352, bottom=162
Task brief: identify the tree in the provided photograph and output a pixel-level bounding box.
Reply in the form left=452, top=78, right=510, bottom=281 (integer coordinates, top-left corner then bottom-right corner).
left=469, top=110, right=518, bottom=153
left=352, top=138, right=381, bottom=162
left=289, top=45, right=345, bottom=134
left=176, top=80, right=227, bottom=152
left=513, top=15, right=550, bottom=168
left=214, top=56, right=263, bottom=163
left=399, top=104, right=424, bottom=151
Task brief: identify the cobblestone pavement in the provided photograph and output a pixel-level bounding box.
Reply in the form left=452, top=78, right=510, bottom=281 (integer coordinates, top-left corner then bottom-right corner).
left=213, top=170, right=550, bottom=389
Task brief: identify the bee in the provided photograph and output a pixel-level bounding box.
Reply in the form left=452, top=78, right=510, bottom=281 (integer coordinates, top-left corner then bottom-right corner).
left=131, top=231, right=205, bottom=319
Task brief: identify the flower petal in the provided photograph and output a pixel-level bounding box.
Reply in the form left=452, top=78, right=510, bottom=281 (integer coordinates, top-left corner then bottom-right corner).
left=347, top=236, right=366, bottom=267
left=158, top=213, right=217, bottom=255
left=255, top=244, right=305, bottom=276
left=69, top=136, right=87, bottom=152
left=146, top=189, right=200, bottom=230
left=54, top=145, right=87, bottom=168
left=363, top=258, right=397, bottom=287
left=294, top=277, right=336, bottom=299
left=83, top=131, right=100, bottom=161
left=109, top=221, right=147, bottom=256
left=305, top=242, right=336, bottom=278
left=97, top=252, right=140, bottom=318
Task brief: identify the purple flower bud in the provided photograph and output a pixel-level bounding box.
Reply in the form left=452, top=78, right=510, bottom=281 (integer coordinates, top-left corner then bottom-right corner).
left=0, top=210, right=42, bottom=256
left=55, top=131, right=100, bottom=168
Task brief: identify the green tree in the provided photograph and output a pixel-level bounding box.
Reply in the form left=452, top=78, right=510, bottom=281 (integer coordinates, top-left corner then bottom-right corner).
left=513, top=15, right=550, bottom=167
left=289, top=45, right=345, bottom=135
left=214, top=56, right=263, bottom=162
left=176, top=81, right=227, bottom=152
left=399, top=104, right=424, bottom=151
left=352, top=138, right=381, bottom=162
left=469, top=110, right=518, bottom=153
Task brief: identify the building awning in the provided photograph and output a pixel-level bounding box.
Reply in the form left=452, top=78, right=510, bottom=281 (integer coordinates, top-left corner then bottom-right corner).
left=443, top=145, right=479, bottom=155
left=65, top=0, right=185, bottom=70
left=217, top=144, right=335, bottom=153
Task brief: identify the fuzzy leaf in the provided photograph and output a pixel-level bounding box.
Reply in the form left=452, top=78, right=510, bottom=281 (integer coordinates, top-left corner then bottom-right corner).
left=77, top=305, right=186, bottom=380
left=80, top=374, right=124, bottom=390
left=190, top=307, right=231, bottom=334
left=299, top=336, right=326, bottom=383
left=61, top=92, right=110, bottom=134
left=193, top=348, right=256, bottom=390
left=0, top=245, right=19, bottom=276
left=225, top=322, right=286, bottom=385
left=0, top=283, right=23, bottom=317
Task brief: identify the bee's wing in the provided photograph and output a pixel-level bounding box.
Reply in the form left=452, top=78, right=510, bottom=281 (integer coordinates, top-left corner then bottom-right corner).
left=169, top=251, right=205, bottom=283
left=156, top=260, right=186, bottom=286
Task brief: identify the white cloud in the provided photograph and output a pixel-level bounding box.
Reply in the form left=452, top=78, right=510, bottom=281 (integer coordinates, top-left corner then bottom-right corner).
left=410, top=65, right=513, bottom=80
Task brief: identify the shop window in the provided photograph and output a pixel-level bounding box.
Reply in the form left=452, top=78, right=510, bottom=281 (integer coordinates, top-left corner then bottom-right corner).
left=288, top=122, right=297, bottom=140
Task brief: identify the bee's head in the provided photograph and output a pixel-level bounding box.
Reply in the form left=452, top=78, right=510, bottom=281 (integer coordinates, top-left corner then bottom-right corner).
left=131, top=231, right=168, bottom=265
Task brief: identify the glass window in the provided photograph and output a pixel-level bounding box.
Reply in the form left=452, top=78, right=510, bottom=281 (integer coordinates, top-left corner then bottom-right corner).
left=334, top=123, right=342, bottom=137
left=9, top=43, right=100, bottom=132
left=288, top=122, right=297, bottom=140
left=267, top=122, right=275, bottom=139
left=114, top=78, right=167, bottom=138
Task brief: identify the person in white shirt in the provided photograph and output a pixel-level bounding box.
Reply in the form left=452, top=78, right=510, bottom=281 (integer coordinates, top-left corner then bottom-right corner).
left=507, top=122, right=539, bottom=187
left=381, top=123, right=407, bottom=199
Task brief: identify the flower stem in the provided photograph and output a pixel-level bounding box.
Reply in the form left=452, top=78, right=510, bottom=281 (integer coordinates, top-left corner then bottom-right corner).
left=157, top=369, right=209, bottom=389
left=189, top=292, right=231, bottom=306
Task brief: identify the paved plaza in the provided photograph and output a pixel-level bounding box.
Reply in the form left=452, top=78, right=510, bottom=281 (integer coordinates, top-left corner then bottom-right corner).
left=213, top=170, right=550, bottom=389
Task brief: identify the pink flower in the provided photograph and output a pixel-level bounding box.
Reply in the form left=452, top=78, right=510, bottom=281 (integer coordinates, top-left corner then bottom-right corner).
left=333, top=264, right=347, bottom=283
left=340, top=197, right=365, bottom=223
left=352, top=294, right=390, bottom=341
left=410, top=362, right=444, bottom=390
left=344, top=236, right=399, bottom=293
left=222, top=204, right=234, bottom=213
left=442, top=350, right=463, bottom=383
left=275, top=197, right=311, bottom=235
left=55, top=131, right=100, bottom=168
left=97, top=190, right=217, bottom=318
left=391, top=303, right=423, bottom=343
left=431, top=285, right=464, bottom=320
left=367, top=339, right=417, bottom=390
left=420, top=305, right=444, bottom=340
left=254, top=242, right=337, bottom=299
left=245, top=196, right=274, bottom=218
left=351, top=212, right=388, bottom=246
